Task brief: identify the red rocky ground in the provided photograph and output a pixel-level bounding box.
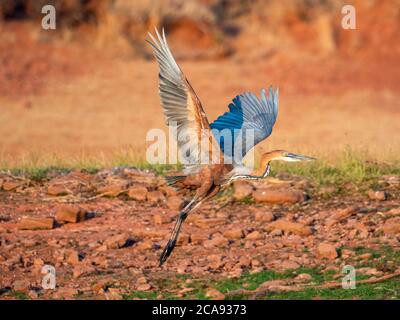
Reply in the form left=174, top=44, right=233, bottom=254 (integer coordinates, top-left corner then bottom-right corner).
left=0, top=169, right=399, bottom=299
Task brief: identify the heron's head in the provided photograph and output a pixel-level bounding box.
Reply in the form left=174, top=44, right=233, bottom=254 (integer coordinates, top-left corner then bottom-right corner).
left=256, top=150, right=316, bottom=175
left=264, top=150, right=316, bottom=162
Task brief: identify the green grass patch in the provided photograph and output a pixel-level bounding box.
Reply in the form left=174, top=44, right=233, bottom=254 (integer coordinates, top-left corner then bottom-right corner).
left=1, top=148, right=399, bottom=186
left=270, top=148, right=400, bottom=186
left=263, top=279, right=399, bottom=300
left=11, top=291, right=30, bottom=300
left=123, top=247, right=400, bottom=300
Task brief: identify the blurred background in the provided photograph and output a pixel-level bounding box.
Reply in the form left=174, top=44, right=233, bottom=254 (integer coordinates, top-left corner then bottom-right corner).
left=0, top=0, right=399, bottom=167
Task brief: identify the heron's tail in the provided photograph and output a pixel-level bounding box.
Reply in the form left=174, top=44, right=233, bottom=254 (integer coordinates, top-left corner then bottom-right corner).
left=165, top=175, right=186, bottom=187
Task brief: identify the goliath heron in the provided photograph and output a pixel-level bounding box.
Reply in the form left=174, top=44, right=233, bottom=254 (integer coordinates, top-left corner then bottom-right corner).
left=147, top=29, right=315, bottom=266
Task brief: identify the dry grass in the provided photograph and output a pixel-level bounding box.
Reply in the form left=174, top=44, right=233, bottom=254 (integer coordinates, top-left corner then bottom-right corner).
left=1, top=58, right=399, bottom=166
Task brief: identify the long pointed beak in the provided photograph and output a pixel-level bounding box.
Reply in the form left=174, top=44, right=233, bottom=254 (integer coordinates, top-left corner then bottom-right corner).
left=286, top=153, right=317, bottom=161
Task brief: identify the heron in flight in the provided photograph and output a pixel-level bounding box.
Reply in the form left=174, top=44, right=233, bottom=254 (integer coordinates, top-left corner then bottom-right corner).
left=147, top=29, right=315, bottom=266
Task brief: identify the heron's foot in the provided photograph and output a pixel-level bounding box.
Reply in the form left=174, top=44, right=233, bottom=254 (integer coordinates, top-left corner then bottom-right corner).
left=159, top=238, right=177, bottom=266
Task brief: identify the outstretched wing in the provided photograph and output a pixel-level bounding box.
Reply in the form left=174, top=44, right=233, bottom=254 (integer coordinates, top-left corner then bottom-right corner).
left=210, top=87, right=279, bottom=163
left=147, top=29, right=222, bottom=167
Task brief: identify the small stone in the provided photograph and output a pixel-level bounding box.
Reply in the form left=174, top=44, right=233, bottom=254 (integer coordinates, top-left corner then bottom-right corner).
left=204, top=235, right=228, bottom=248
left=367, top=190, right=387, bottom=201
left=136, top=284, right=151, bottom=291
left=382, top=217, right=400, bottom=235
left=245, top=231, right=263, bottom=240
left=127, top=186, right=148, bottom=201
left=154, top=213, right=171, bottom=224
left=2, top=180, right=22, bottom=191
left=106, top=287, right=124, bottom=300
left=223, top=229, right=244, bottom=240
left=53, top=287, right=78, bottom=299
left=33, top=258, right=44, bottom=267
left=147, top=190, right=166, bottom=204
left=280, top=260, right=300, bottom=270
left=91, top=281, right=106, bottom=292
left=104, top=234, right=130, bottom=249
left=341, top=249, right=354, bottom=258
left=386, top=208, right=400, bottom=216
left=159, top=185, right=176, bottom=196
left=137, top=276, right=147, bottom=284
left=317, top=243, right=338, bottom=260
left=229, top=268, right=243, bottom=278
left=19, top=217, right=54, bottom=230
left=66, top=250, right=81, bottom=265
left=319, top=186, right=336, bottom=195
left=233, top=181, right=253, bottom=200
left=195, top=218, right=225, bottom=229
left=97, top=183, right=127, bottom=197
left=253, top=188, right=306, bottom=204
left=265, top=220, right=312, bottom=236
left=208, top=255, right=224, bottom=269
left=55, top=205, right=86, bottom=223
left=205, top=288, right=225, bottom=300
left=254, top=211, right=274, bottom=222
left=167, top=196, right=184, bottom=211
left=332, top=206, right=357, bottom=221
left=357, top=253, right=372, bottom=260
left=238, top=256, right=251, bottom=267
left=270, top=229, right=283, bottom=237
left=47, top=185, right=69, bottom=196
left=295, top=273, right=312, bottom=281
left=382, top=175, right=400, bottom=186
left=359, top=268, right=383, bottom=276
left=191, top=233, right=209, bottom=244
left=28, top=290, right=39, bottom=299
left=73, top=264, right=95, bottom=279
left=177, top=233, right=190, bottom=246
left=13, top=279, right=30, bottom=292
left=136, top=240, right=153, bottom=250
left=251, top=259, right=261, bottom=267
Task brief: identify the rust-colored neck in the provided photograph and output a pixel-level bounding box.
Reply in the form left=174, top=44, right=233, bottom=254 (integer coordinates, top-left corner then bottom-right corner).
left=253, top=150, right=284, bottom=176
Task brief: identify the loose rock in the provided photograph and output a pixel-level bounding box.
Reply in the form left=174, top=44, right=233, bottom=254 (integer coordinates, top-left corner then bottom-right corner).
left=47, top=184, right=69, bottom=196
left=97, top=183, right=127, bottom=197
left=316, top=243, right=338, bottom=260
left=265, top=220, right=312, bottom=236
left=19, top=217, right=54, bottom=230
left=167, top=195, right=184, bottom=211
left=55, top=205, right=86, bottom=223
left=245, top=230, right=263, bottom=240
left=223, top=229, right=244, bottom=240
left=205, top=288, right=225, bottom=300
left=254, top=211, right=274, bottom=222
left=253, top=188, right=306, bottom=204
left=233, top=181, right=254, bottom=200
left=13, top=279, right=30, bottom=292
left=104, top=234, right=131, bottom=249
left=147, top=190, right=166, bottom=204
left=127, top=186, right=148, bottom=201
left=367, top=190, right=387, bottom=201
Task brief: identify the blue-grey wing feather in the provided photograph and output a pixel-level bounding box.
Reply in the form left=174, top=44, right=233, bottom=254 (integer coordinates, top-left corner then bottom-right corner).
left=210, top=87, right=279, bottom=162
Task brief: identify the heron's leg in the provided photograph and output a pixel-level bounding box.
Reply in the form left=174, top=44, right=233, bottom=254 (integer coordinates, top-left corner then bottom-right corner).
left=159, top=198, right=198, bottom=266
left=262, top=163, right=271, bottom=178
left=159, top=186, right=221, bottom=266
